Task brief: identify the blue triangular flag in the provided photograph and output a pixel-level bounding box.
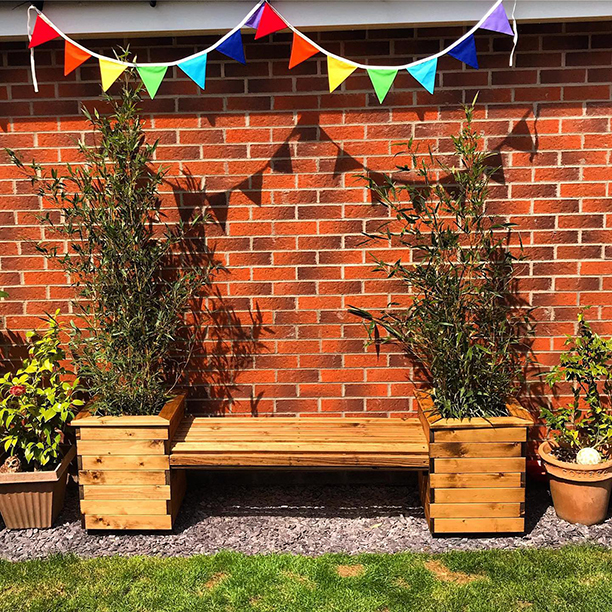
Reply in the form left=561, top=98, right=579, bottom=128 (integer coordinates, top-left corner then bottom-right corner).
left=407, top=57, right=437, bottom=94
left=448, top=35, right=479, bottom=69
left=178, top=54, right=207, bottom=89
left=245, top=3, right=265, bottom=29
left=216, top=30, right=246, bottom=64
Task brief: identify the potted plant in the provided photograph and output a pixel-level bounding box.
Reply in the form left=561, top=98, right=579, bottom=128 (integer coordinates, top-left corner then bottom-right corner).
left=8, top=69, right=216, bottom=530
left=0, top=312, right=81, bottom=529
left=349, top=101, right=534, bottom=535
left=539, top=312, right=612, bottom=525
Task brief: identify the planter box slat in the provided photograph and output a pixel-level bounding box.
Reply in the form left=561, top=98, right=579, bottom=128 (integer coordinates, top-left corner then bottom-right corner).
left=84, top=514, right=174, bottom=530
left=429, top=502, right=524, bottom=519
left=429, top=472, right=524, bottom=488
left=80, top=484, right=172, bottom=500
left=78, top=427, right=169, bottom=441
left=80, top=499, right=171, bottom=515
left=417, top=390, right=532, bottom=535
left=77, top=440, right=168, bottom=456
left=432, top=429, right=527, bottom=443
left=432, top=517, right=525, bottom=534
left=429, top=442, right=523, bottom=458
left=433, top=457, right=526, bottom=473
left=72, top=395, right=185, bottom=531
left=433, top=487, right=525, bottom=503
left=79, top=455, right=170, bottom=471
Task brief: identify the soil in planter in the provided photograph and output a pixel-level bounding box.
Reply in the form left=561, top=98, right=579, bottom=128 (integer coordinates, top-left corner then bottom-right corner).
left=550, top=447, right=579, bottom=463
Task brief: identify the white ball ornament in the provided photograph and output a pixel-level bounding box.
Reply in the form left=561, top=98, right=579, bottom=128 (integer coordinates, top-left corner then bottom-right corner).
left=576, top=448, right=602, bottom=465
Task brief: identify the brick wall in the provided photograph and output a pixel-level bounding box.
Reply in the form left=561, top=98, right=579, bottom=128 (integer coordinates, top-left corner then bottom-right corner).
left=0, top=20, right=611, bottom=419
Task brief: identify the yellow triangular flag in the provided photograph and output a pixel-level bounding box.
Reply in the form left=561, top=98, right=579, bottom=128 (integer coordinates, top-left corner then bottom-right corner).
left=327, top=56, right=358, bottom=92
left=99, top=58, right=128, bottom=92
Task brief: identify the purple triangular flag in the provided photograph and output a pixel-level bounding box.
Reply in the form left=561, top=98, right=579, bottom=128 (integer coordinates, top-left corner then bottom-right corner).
left=245, top=4, right=265, bottom=29
left=448, top=35, right=479, bottom=69
left=480, top=3, right=514, bottom=36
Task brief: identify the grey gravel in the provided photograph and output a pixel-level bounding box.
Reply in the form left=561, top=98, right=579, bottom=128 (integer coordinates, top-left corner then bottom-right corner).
left=1, top=472, right=611, bottom=561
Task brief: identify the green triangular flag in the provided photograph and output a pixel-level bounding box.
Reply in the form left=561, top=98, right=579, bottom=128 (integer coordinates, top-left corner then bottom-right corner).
left=367, top=68, right=398, bottom=104
left=137, top=65, right=168, bottom=99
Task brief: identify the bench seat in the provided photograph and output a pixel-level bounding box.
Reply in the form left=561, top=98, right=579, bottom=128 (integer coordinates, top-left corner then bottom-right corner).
left=170, top=417, right=429, bottom=469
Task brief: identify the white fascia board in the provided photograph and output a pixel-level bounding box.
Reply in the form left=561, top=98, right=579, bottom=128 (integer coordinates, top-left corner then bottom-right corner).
left=0, top=1, right=611, bottom=41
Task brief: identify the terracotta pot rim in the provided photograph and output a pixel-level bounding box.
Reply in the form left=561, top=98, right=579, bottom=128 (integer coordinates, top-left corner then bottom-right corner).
left=539, top=441, right=612, bottom=472
left=0, top=445, right=75, bottom=485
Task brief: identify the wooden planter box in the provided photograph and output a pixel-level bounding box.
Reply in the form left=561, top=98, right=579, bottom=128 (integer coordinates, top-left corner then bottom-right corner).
left=71, top=394, right=186, bottom=531
left=0, top=446, right=75, bottom=529
left=417, top=391, right=533, bottom=535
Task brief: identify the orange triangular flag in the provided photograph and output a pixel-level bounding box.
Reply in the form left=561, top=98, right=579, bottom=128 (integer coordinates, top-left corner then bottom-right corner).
left=64, top=41, right=92, bottom=76
left=28, top=15, right=60, bottom=49
left=255, top=3, right=287, bottom=39
left=289, top=33, right=319, bottom=69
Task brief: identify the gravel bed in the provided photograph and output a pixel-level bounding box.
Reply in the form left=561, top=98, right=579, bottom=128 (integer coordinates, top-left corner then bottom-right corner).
left=1, top=472, right=611, bottom=561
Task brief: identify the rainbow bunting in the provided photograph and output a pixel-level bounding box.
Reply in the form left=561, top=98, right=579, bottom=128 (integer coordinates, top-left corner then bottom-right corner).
left=26, top=0, right=517, bottom=99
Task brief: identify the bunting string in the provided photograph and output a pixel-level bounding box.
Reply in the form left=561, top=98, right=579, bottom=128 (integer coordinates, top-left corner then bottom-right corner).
left=27, top=0, right=518, bottom=102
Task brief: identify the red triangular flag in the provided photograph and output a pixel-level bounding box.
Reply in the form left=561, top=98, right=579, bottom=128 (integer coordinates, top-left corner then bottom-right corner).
left=64, top=41, right=92, bottom=76
left=28, top=15, right=60, bottom=49
left=254, top=3, right=287, bottom=39
left=289, top=32, right=319, bottom=69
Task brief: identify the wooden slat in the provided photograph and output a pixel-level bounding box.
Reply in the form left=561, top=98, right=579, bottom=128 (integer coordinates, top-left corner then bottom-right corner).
left=84, top=515, right=173, bottom=530
left=79, top=470, right=169, bottom=485
left=80, top=485, right=171, bottom=500
left=73, top=413, right=169, bottom=427
left=429, top=442, right=522, bottom=458
left=170, top=416, right=428, bottom=469
left=80, top=500, right=170, bottom=515
left=429, top=502, right=524, bottom=519
left=433, top=457, right=525, bottom=473
left=433, top=428, right=527, bottom=443
left=78, top=427, right=169, bottom=441
left=432, top=517, right=525, bottom=534
left=433, top=487, right=525, bottom=503
left=79, top=455, right=169, bottom=470
left=171, top=441, right=427, bottom=453
left=170, top=452, right=428, bottom=468
left=77, top=440, right=167, bottom=456
left=429, top=472, right=523, bottom=488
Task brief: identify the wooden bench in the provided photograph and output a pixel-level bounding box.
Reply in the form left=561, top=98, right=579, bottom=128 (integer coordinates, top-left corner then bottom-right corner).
left=170, top=417, right=429, bottom=469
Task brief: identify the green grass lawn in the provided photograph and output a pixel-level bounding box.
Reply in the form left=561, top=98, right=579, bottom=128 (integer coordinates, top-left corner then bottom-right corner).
left=1, top=546, right=610, bottom=612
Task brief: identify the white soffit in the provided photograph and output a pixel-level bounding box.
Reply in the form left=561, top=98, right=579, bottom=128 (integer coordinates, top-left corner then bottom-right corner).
left=0, top=1, right=611, bottom=40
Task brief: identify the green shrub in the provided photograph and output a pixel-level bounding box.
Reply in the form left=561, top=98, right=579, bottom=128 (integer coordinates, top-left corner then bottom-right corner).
left=8, top=72, right=217, bottom=416
left=543, top=312, right=612, bottom=453
left=349, top=101, right=532, bottom=419
left=0, top=312, right=82, bottom=470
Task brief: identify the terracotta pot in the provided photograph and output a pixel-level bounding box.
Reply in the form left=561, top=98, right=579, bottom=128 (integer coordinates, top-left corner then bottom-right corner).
left=0, top=446, right=75, bottom=529
left=539, top=441, right=612, bottom=526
